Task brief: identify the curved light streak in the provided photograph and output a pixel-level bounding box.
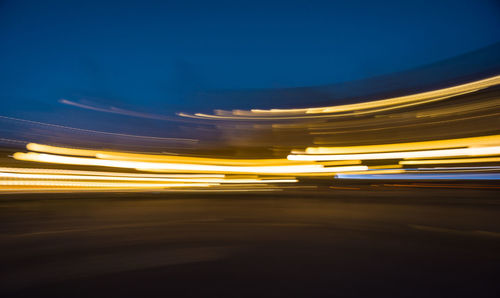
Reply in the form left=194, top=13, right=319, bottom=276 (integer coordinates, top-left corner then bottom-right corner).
left=179, top=75, right=500, bottom=120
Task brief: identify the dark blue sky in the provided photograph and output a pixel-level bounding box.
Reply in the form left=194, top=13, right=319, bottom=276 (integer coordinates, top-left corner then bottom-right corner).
left=1, top=0, right=500, bottom=113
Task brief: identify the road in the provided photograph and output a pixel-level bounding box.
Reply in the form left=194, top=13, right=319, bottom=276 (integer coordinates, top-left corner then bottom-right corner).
left=1, top=189, right=500, bottom=297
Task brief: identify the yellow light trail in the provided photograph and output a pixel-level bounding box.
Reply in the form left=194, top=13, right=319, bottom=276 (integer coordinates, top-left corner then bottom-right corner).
left=13, top=152, right=368, bottom=174
left=26, top=142, right=329, bottom=166
left=400, top=157, right=500, bottom=165
left=0, top=181, right=218, bottom=188
left=288, top=146, right=500, bottom=161
left=302, top=135, right=500, bottom=154
left=0, top=187, right=284, bottom=193
left=0, top=172, right=298, bottom=184
left=7, top=71, right=500, bottom=192
left=95, top=152, right=311, bottom=166
left=0, top=167, right=225, bottom=178
left=179, top=75, right=500, bottom=119
left=26, top=143, right=103, bottom=157
left=333, top=169, right=405, bottom=175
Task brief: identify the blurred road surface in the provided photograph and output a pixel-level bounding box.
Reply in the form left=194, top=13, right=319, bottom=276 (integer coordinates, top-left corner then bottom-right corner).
left=1, top=189, right=500, bottom=297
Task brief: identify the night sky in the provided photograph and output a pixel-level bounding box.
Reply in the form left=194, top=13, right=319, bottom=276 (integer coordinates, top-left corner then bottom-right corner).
left=1, top=0, right=500, bottom=115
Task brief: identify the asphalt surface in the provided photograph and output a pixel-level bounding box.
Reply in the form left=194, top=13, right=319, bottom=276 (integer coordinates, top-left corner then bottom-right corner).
left=1, top=189, right=500, bottom=297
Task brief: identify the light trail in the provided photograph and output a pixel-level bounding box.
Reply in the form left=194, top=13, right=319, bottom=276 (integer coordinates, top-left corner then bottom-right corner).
left=0, top=180, right=219, bottom=188
left=301, top=135, right=500, bottom=155
left=26, top=142, right=348, bottom=166
left=60, top=99, right=175, bottom=121
left=0, top=115, right=197, bottom=142
left=2, top=75, right=500, bottom=191
left=288, top=146, right=500, bottom=161
left=179, top=75, right=500, bottom=120
left=0, top=172, right=297, bottom=184
left=13, top=152, right=368, bottom=174
left=400, top=157, right=500, bottom=165
left=335, top=173, right=500, bottom=180
left=0, top=167, right=225, bottom=178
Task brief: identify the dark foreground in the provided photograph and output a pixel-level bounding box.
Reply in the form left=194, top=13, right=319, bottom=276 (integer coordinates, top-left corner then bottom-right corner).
left=1, top=189, right=500, bottom=297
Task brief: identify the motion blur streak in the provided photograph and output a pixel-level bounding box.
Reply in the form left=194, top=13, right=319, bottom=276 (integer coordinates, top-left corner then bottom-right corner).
left=12, top=152, right=367, bottom=174
left=59, top=99, right=175, bottom=121
left=26, top=142, right=323, bottom=166
left=400, top=157, right=500, bottom=165
left=288, top=146, right=500, bottom=161
left=302, top=135, right=500, bottom=154
left=179, top=75, right=500, bottom=119
left=0, top=115, right=196, bottom=142
left=0, top=181, right=219, bottom=188
left=0, top=172, right=297, bottom=184
left=1, top=75, right=500, bottom=191
left=27, top=143, right=104, bottom=157
left=0, top=167, right=225, bottom=178
left=336, top=173, right=500, bottom=180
